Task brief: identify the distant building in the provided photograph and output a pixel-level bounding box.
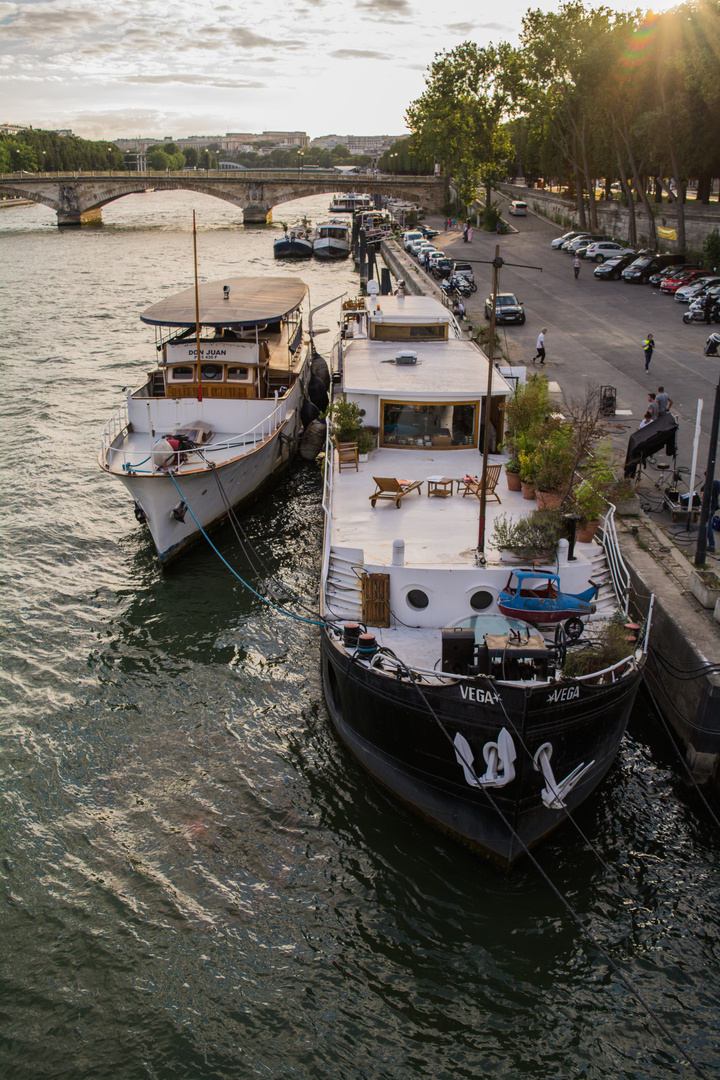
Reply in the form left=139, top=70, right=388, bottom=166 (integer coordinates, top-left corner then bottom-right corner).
left=311, top=134, right=407, bottom=155
left=218, top=161, right=248, bottom=170
left=1, top=123, right=28, bottom=135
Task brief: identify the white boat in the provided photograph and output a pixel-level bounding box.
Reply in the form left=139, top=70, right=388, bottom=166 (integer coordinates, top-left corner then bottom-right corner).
left=329, top=192, right=373, bottom=214
left=99, top=276, right=316, bottom=564
left=313, top=219, right=351, bottom=259
left=319, top=292, right=650, bottom=866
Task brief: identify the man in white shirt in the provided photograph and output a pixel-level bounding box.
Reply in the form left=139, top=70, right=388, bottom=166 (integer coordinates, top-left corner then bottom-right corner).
left=534, top=328, right=546, bottom=364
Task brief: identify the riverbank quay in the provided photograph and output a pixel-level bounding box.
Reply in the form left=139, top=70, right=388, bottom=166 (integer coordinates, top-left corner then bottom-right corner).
left=379, top=225, right=720, bottom=796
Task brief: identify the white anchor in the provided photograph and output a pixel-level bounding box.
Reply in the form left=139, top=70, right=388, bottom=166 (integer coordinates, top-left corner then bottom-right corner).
left=533, top=742, right=595, bottom=809
left=453, top=728, right=517, bottom=788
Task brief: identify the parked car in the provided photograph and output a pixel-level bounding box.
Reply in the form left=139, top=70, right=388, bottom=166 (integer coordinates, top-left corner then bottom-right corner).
left=567, top=233, right=612, bottom=254
left=622, top=253, right=681, bottom=283
left=648, top=263, right=691, bottom=287
left=660, top=269, right=712, bottom=294
left=508, top=201, right=528, bottom=216
left=432, top=257, right=454, bottom=279
left=452, top=261, right=475, bottom=285
left=402, top=230, right=424, bottom=251
left=419, top=225, right=439, bottom=239
left=484, top=292, right=525, bottom=324
left=426, top=250, right=446, bottom=269
left=583, top=241, right=636, bottom=263
left=409, top=239, right=435, bottom=258
left=674, top=277, right=720, bottom=302
left=551, top=231, right=588, bottom=249
left=561, top=233, right=592, bottom=251
left=593, top=253, right=639, bottom=280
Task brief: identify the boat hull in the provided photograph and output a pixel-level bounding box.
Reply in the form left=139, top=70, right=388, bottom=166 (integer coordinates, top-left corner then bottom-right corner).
left=274, top=238, right=313, bottom=258
left=321, top=630, right=641, bottom=867
left=313, top=237, right=350, bottom=259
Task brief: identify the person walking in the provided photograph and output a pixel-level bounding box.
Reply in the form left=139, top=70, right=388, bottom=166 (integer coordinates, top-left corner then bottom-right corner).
left=647, top=392, right=659, bottom=421
left=643, top=333, right=654, bottom=371
left=655, top=385, right=673, bottom=415
left=467, top=225, right=473, bottom=242
left=573, top=255, right=581, bottom=278
left=701, top=475, right=720, bottom=552
left=533, top=328, right=547, bottom=365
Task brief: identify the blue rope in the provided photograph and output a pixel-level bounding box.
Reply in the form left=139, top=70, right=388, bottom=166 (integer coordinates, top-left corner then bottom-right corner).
left=122, top=456, right=151, bottom=471
left=168, top=472, right=327, bottom=627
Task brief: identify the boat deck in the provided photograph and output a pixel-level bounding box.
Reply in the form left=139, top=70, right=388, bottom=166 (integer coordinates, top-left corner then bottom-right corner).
left=329, top=447, right=532, bottom=568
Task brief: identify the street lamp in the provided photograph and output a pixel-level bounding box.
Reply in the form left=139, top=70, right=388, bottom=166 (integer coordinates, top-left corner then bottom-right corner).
left=298, top=151, right=304, bottom=177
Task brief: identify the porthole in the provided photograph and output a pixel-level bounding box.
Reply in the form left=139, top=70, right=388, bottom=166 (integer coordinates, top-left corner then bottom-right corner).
left=470, top=590, right=494, bottom=611
left=407, top=589, right=429, bottom=610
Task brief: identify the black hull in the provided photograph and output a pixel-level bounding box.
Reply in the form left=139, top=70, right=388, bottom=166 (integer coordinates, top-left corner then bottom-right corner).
left=321, top=631, right=642, bottom=867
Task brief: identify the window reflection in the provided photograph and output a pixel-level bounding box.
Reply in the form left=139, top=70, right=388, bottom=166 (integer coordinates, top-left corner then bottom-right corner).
left=381, top=401, right=478, bottom=448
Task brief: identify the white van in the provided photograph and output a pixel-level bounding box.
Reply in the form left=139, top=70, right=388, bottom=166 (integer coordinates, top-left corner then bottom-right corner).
left=509, top=201, right=528, bottom=216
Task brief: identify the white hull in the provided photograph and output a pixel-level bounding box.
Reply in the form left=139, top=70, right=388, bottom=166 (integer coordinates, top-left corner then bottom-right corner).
left=313, top=235, right=350, bottom=259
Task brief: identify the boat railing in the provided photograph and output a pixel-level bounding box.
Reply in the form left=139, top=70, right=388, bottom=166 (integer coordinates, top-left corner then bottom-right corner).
left=598, top=503, right=631, bottom=614
left=320, top=421, right=335, bottom=606
left=100, top=397, right=287, bottom=473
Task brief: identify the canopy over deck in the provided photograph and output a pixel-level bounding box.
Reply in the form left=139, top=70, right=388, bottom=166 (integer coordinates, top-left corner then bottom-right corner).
left=140, top=277, right=308, bottom=329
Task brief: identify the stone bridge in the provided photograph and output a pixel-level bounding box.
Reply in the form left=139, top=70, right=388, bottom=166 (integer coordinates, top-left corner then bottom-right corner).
left=0, top=170, right=445, bottom=225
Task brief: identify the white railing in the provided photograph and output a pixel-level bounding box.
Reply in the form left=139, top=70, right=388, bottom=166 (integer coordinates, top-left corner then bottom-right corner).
left=100, top=397, right=287, bottom=473
left=320, top=420, right=335, bottom=613
left=599, top=503, right=631, bottom=614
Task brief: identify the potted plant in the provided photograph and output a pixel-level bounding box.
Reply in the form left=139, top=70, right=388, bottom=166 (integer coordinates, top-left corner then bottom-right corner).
left=609, top=477, right=642, bottom=516
left=519, top=450, right=537, bottom=500
left=689, top=568, right=720, bottom=608
left=505, top=457, right=522, bottom=492
left=571, top=481, right=608, bottom=542
left=491, top=509, right=565, bottom=563
left=532, top=424, right=574, bottom=509
left=325, top=399, right=375, bottom=460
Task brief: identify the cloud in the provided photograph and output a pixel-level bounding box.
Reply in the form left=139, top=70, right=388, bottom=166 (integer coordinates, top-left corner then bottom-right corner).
left=1, top=3, right=107, bottom=40
left=330, top=48, right=390, bottom=59
left=123, top=73, right=268, bottom=89
left=227, top=27, right=280, bottom=48
left=354, top=0, right=411, bottom=16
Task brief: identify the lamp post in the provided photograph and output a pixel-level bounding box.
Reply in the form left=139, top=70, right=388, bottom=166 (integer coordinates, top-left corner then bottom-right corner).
left=298, top=151, right=304, bottom=178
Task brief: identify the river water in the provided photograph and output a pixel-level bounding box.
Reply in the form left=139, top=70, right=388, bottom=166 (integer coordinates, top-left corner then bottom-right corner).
left=1, top=191, right=719, bottom=1080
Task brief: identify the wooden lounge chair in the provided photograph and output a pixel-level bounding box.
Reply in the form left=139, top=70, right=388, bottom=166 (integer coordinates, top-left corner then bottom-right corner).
left=459, top=464, right=502, bottom=503
left=369, top=477, right=423, bottom=508
left=334, top=435, right=358, bottom=472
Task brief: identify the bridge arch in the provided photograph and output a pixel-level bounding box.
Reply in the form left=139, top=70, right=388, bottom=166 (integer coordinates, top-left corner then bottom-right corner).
left=0, top=172, right=445, bottom=225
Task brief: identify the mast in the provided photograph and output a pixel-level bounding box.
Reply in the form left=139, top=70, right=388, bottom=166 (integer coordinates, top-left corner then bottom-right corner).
left=478, top=247, right=502, bottom=560
left=193, top=211, right=203, bottom=403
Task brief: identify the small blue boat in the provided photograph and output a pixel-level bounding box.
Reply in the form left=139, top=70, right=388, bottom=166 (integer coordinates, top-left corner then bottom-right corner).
left=498, top=570, right=598, bottom=637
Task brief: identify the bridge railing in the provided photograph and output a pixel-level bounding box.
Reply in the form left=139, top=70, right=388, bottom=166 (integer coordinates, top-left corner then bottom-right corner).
left=1, top=169, right=440, bottom=182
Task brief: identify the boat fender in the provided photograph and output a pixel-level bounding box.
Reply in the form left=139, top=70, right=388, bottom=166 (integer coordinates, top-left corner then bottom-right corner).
left=311, top=353, right=331, bottom=389
left=300, top=400, right=320, bottom=429
left=357, top=633, right=377, bottom=658
left=307, top=374, right=329, bottom=413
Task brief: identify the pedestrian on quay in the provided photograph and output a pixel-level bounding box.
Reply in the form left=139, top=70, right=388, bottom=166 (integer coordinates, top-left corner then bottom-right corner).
left=705, top=293, right=715, bottom=324
left=533, top=328, right=547, bottom=365
left=643, top=333, right=654, bottom=371
left=638, top=410, right=654, bottom=429
left=573, top=255, right=581, bottom=278
left=655, top=385, right=673, bottom=415
left=467, top=225, right=474, bottom=242
left=647, top=392, right=658, bottom=421
left=462, top=225, right=469, bottom=243
left=446, top=217, right=452, bottom=230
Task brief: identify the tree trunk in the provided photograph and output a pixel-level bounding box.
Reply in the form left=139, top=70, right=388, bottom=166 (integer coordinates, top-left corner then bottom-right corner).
left=669, top=144, right=686, bottom=251
left=617, top=126, right=657, bottom=249
left=612, top=126, right=636, bottom=245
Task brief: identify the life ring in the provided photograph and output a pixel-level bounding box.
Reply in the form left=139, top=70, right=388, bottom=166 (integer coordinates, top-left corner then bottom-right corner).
left=201, top=365, right=220, bottom=380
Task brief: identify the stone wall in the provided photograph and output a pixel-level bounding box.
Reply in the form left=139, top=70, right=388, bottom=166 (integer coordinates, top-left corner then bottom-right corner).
left=498, top=184, right=720, bottom=253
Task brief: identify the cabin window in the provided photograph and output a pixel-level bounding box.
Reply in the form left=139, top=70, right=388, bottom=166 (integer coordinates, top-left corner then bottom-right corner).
left=470, top=590, right=494, bottom=611
left=381, top=400, right=478, bottom=448
left=201, top=364, right=223, bottom=381
left=169, top=366, right=194, bottom=381
left=407, top=590, right=429, bottom=610
left=227, top=366, right=251, bottom=381
left=371, top=323, right=447, bottom=342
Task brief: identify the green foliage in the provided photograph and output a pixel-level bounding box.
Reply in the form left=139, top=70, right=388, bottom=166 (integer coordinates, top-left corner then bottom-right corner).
left=503, top=375, right=551, bottom=460
left=563, top=611, right=634, bottom=677
left=491, top=509, right=565, bottom=563
left=0, top=128, right=125, bottom=172
left=325, top=399, right=375, bottom=454
left=702, top=229, right=720, bottom=273
left=531, top=423, right=574, bottom=493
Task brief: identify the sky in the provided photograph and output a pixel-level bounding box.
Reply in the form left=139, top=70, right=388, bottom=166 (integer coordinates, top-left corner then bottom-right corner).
left=0, top=0, right=681, bottom=142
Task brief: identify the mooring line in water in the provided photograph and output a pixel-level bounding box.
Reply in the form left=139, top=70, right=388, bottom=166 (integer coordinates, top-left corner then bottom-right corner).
left=168, top=472, right=327, bottom=628
left=404, top=674, right=712, bottom=1080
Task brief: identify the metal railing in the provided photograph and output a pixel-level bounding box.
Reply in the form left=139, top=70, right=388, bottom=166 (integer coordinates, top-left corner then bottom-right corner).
left=99, top=397, right=286, bottom=473
left=320, top=420, right=336, bottom=612
left=599, top=503, right=631, bottom=614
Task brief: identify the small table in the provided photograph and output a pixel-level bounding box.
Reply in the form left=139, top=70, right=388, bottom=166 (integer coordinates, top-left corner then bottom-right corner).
left=427, top=476, right=453, bottom=498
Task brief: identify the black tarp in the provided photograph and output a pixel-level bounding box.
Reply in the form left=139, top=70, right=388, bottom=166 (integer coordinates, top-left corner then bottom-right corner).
left=624, top=411, right=678, bottom=478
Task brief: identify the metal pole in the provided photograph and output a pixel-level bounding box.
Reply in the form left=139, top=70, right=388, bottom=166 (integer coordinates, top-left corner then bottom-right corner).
left=478, top=246, right=502, bottom=559
left=695, top=375, right=720, bottom=566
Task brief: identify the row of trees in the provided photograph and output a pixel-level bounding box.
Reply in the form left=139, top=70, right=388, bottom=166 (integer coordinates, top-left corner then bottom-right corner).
left=404, top=1, right=720, bottom=248
left=0, top=131, right=373, bottom=175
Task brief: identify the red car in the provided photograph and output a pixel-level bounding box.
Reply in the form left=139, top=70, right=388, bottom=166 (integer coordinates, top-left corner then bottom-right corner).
left=660, top=269, right=712, bottom=294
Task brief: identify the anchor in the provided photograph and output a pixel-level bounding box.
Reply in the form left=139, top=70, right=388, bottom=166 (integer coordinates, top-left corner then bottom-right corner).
left=453, top=728, right=517, bottom=788
left=533, top=742, right=595, bottom=809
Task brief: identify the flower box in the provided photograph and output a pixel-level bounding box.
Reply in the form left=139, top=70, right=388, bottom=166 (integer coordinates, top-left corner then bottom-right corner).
left=689, top=569, right=720, bottom=609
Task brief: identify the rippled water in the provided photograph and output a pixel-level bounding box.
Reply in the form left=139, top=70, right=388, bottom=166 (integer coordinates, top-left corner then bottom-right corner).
left=1, top=192, right=719, bottom=1080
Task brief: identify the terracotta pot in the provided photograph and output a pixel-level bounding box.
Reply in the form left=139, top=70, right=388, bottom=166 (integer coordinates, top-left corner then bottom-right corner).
left=577, top=521, right=600, bottom=543
left=520, top=481, right=536, bottom=500
left=536, top=489, right=563, bottom=510
left=505, top=469, right=522, bottom=492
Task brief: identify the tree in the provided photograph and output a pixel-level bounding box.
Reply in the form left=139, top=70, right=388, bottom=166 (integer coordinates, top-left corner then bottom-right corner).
left=406, top=41, right=515, bottom=208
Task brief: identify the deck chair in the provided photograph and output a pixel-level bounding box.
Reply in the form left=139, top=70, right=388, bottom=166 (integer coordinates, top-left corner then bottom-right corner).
left=460, top=464, right=502, bottom=503
left=369, top=477, right=423, bottom=508
left=334, top=435, right=358, bottom=472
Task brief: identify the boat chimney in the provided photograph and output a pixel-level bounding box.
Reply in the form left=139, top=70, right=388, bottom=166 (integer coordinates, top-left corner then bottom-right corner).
left=223, top=285, right=230, bottom=300
left=392, top=539, right=405, bottom=566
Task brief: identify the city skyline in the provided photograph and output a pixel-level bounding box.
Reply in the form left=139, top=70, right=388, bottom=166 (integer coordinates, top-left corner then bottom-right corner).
left=2, top=0, right=681, bottom=142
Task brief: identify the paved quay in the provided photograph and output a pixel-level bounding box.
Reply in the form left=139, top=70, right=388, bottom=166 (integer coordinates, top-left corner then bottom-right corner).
left=381, top=206, right=720, bottom=786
